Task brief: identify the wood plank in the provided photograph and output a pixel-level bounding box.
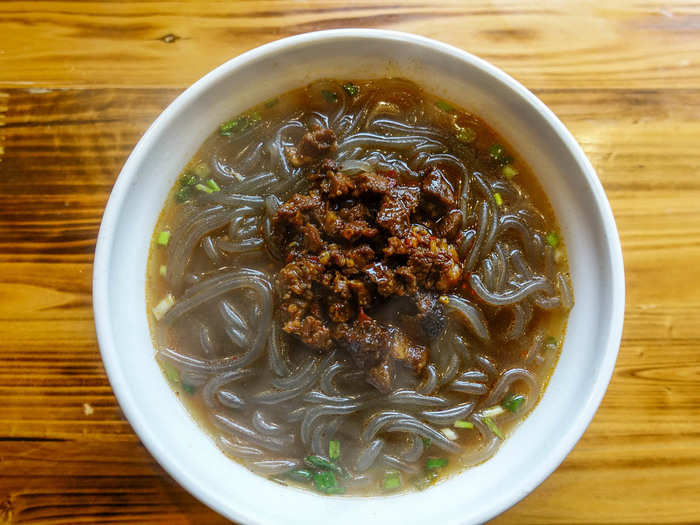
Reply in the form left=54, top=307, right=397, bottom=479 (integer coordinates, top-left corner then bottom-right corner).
left=0, top=443, right=228, bottom=524
left=0, top=88, right=178, bottom=263
left=2, top=85, right=700, bottom=522
left=0, top=1, right=699, bottom=89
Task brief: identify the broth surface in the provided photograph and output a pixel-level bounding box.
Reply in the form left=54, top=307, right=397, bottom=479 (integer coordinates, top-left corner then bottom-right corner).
left=147, top=78, right=572, bottom=495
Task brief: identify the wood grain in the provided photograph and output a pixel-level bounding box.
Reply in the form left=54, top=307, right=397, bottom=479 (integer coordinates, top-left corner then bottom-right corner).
left=1, top=1, right=700, bottom=90
left=1, top=2, right=700, bottom=523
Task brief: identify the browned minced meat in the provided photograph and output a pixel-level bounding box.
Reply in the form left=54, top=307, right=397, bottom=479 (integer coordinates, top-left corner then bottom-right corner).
left=435, top=209, right=463, bottom=241
left=273, top=127, right=464, bottom=392
left=377, top=187, right=421, bottom=236
left=422, top=167, right=457, bottom=208
left=285, top=126, right=338, bottom=167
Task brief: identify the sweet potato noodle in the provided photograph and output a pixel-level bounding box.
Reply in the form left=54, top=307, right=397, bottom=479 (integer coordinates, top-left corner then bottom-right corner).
left=147, top=78, right=573, bottom=495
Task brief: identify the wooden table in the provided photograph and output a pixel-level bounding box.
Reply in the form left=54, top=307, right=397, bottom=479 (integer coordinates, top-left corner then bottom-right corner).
left=1, top=1, right=699, bottom=523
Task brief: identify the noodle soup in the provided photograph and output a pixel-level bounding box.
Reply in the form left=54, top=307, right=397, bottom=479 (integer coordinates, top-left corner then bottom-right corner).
left=147, top=78, right=572, bottom=495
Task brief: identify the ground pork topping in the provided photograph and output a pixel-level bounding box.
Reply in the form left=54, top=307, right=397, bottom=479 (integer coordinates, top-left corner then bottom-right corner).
left=273, top=127, right=464, bottom=392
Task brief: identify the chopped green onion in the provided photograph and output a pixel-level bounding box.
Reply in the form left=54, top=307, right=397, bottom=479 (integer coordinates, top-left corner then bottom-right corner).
left=152, top=293, right=175, bottom=320
left=502, top=164, right=519, bottom=179
left=546, top=336, right=558, bottom=346
left=546, top=231, right=560, bottom=248
left=193, top=162, right=210, bottom=178
left=383, top=471, right=401, bottom=490
left=480, top=405, right=506, bottom=418
left=435, top=100, right=454, bottom=113
left=175, top=186, right=193, bottom=203
left=220, top=118, right=242, bottom=135
left=494, top=192, right=503, bottom=206
left=163, top=362, right=179, bottom=384
left=219, top=112, right=261, bottom=136
left=179, top=173, right=199, bottom=187
left=454, top=420, right=474, bottom=429
left=441, top=427, right=458, bottom=441
left=425, top=457, right=448, bottom=470
left=264, top=97, right=279, bottom=108
left=489, top=143, right=505, bottom=161
left=287, top=468, right=313, bottom=482
left=343, top=82, right=359, bottom=96
left=305, top=455, right=334, bottom=470
left=324, top=486, right=346, bottom=495
left=502, top=394, right=526, bottom=413
left=159, top=264, right=167, bottom=277
left=321, top=89, right=338, bottom=103
left=182, top=382, right=195, bottom=394
left=195, top=183, right=214, bottom=194
left=329, top=440, right=340, bottom=460
left=456, top=127, right=476, bottom=143
left=312, top=470, right=338, bottom=493
left=483, top=416, right=504, bottom=440
left=206, top=178, right=221, bottom=192
left=304, top=455, right=349, bottom=478
left=156, top=231, right=171, bottom=246
left=421, top=437, right=432, bottom=448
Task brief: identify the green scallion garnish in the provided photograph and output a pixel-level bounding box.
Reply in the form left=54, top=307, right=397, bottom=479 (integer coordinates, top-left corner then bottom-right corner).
left=264, top=97, right=279, bottom=108
left=304, top=455, right=349, bottom=478
left=456, top=127, right=476, bottom=143
left=454, top=420, right=474, bottom=429
left=502, top=394, right=526, bottom=413
left=489, top=143, right=505, bottom=161
left=329, top=440, right=340, bottom=460
left=480, top=405, right=506, bottom=418
left=305, top=455, right=334, bottom=470
left=421, top=436, right=432, bottom=448
left=175, top=186, right=192, bottom=203
left=483, top=416, right=504, bottom=440
left=502, top=164, right=518, bottom=179
left=383, top=471, right=401, bottom=490
left=425, top=457, right=448, bottom=470
left=179, top=173, right=199, bottom=187
left=220, top=118, right=243, bottom=135
left=321, top=89, right=338, bottom=103
left=219, top=112, right=261, bottom=136
left=546, top=231, right=560, bottom=247
left=343, top=82, right=359, bottom=96
left=494, top=192, right=503, bottom=206
left=206, top=178, right=221, bottom=192
left=313, top=470, right=339, bottom=493
left=156, top=231, right=171, bottom=246
left=182, top=382, right=195, bottom=394
left=152, top=293, right=174, bottom=320
left=546, top=336, right=558, bottom=346
left=287, top=468, right=313, bottom=482
left=195, top=183, right=214, bottom=194
left=435, top=100, right=454, bottom=113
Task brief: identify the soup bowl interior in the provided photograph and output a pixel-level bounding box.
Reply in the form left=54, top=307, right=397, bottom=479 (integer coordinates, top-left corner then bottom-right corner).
left=93, top=29, right=624, bottom=525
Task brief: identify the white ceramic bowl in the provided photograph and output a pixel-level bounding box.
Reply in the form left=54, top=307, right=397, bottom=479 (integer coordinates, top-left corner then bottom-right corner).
left=93, top=29, right=624, bottom=524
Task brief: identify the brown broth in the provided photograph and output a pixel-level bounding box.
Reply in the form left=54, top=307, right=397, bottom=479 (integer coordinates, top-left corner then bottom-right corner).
left=146, top=78, right=571, bottom=495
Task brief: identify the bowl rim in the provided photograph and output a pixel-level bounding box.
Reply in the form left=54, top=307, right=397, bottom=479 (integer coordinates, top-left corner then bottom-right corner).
left=93, top=28, right=625, bottom=524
